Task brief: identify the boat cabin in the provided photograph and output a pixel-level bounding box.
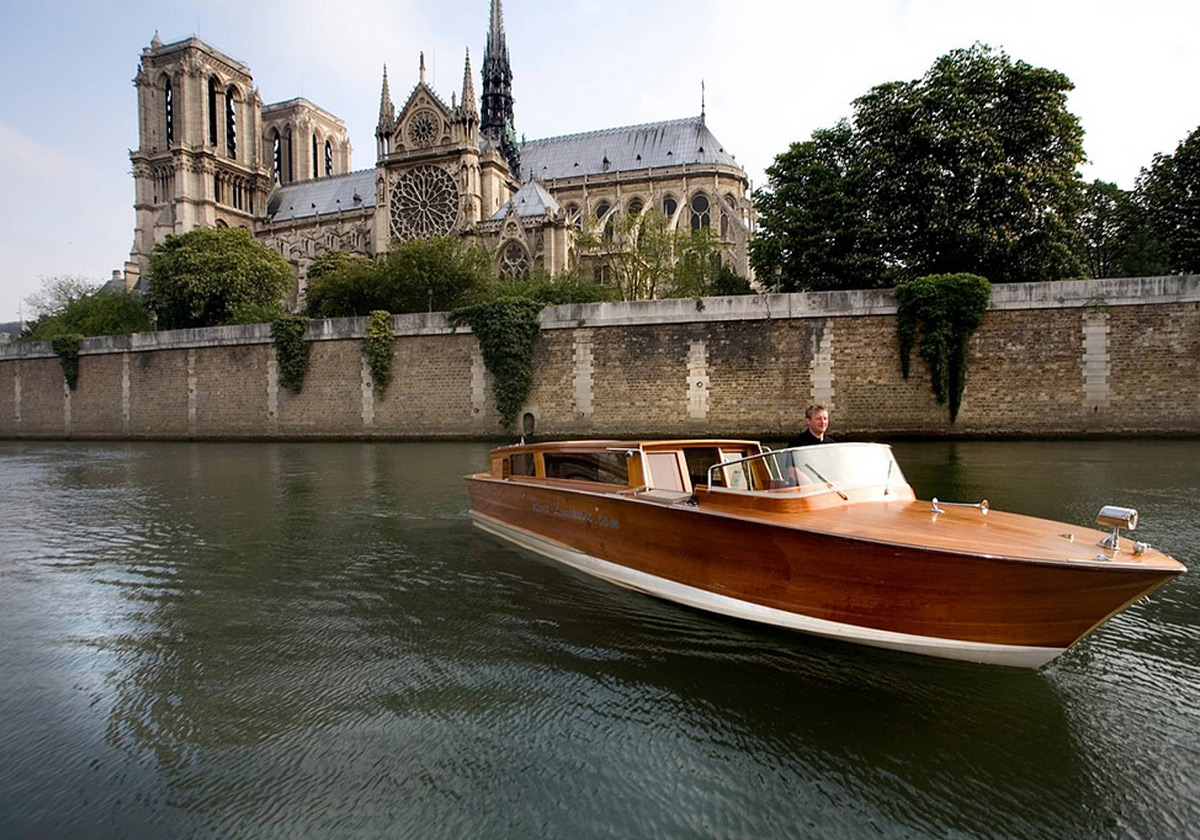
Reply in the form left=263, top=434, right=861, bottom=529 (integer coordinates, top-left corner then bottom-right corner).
left=486, top=440, right=914, bottom=511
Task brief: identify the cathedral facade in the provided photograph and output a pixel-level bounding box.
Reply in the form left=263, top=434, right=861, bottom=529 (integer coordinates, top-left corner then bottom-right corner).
left=127, top=1, right=754, bottom=298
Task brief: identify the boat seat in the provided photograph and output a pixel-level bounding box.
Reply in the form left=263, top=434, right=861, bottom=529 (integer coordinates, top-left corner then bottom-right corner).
left=636, top=489, right=697, bottom=505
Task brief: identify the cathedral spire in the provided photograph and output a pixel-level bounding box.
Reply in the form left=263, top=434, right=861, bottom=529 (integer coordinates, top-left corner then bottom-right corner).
left=481, top=0, right=519, bottom=177
left=461, top=49, right=478, bottom=120
left=376, top=64, right=395, bottom=139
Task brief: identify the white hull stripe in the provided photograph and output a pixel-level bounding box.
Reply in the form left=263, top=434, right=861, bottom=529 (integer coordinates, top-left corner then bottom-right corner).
left=471, top=512, right=1065, bottom=669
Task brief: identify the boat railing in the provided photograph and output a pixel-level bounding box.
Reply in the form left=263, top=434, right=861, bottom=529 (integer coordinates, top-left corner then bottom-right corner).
left=706, top=443, right=906, bottom=497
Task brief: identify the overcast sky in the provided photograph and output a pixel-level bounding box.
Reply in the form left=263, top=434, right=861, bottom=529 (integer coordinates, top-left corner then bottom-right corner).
left=2, top=0, right=1197, bottom=322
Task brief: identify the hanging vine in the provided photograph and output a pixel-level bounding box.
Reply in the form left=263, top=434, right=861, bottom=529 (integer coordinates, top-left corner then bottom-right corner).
left=51, top=334, right=83, bottom=391
left=364, top=310, right=393, bottom=394
left=449, top=299, right=543, bottom=428
left=896, top=273, right=992, bottom=422
left=271, top=314, right=310, bottom=393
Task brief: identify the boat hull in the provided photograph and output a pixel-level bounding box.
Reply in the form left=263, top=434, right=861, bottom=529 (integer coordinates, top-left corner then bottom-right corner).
left=466, top=477, right=1178, bottom=668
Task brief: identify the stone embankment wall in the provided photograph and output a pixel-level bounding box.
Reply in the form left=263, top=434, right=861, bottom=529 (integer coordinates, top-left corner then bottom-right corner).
left=1, top=277, right=1197, bottom=441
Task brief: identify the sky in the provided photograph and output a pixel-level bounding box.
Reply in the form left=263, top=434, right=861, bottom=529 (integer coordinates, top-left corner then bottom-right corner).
left=1, top=0, right=1197, bottom=322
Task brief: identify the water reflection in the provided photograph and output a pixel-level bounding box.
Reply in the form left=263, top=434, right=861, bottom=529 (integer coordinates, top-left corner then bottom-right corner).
left=0, top=440, right=1197, bottom=838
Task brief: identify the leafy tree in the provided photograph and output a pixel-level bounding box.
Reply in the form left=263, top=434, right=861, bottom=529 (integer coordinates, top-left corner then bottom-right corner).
left=754, top=44, right=1087, bottom=289
left=1136, top=124, right=1200, bottom=274
left=751, top=122, right=887, bottom=291
left=856, top=44, right=1086, bottom=284
left=1079, top=180, right=1166, bottom=278
left=305, top=236, right=493, bottom=318
left=24, top=275, right=97, bottom=319
left=578, top=209, right=750, bottom=300
left=21, top=281, right=151, bottom=340
left=146, top=227, right=294, bottom=329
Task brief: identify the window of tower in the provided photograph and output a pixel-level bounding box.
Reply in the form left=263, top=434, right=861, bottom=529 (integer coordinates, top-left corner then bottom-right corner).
left=208, top=77, right=218, bottom=145
left=285, top=129, right=294, bottom=183
left=325, top=140, right=333, bottom=177
left=272, top=130, right=282, bottom=184
left=690, top=193, right=710, bottom=230
left=214, top=174, right=221, bottom=205
left=164, top=79, right=174, bottom=144
left=225, top=87, right=237, bottom=158
left=312, top=134, right=319, bottom=179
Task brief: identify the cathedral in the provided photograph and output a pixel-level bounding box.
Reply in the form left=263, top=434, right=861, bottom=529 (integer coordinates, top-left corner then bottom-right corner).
left=126, top=1, right=755, bottom=299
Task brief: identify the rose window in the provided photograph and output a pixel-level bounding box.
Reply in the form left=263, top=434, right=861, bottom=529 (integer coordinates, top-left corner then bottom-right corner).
left=390, top=165, right=460, bottom=240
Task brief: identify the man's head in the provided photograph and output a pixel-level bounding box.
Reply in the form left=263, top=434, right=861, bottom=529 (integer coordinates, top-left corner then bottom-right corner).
left=805, top=403, right=829, bottom=438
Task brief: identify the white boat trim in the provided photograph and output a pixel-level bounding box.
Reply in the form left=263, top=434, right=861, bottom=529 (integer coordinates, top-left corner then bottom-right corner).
left=472, top=511, right=1066, bottom=669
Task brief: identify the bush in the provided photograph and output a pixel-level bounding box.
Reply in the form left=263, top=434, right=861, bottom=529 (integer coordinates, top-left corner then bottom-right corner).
left=22, top=289, right=151, bottom=340
left=450, top=299, right=543, bottom=428
left=147, top=227, right=294, bottom=329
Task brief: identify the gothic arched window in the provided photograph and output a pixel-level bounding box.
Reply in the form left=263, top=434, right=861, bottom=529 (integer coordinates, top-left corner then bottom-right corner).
left=325, top=140, right=333, bottom=177
left=225, top=87, right=238, bottom=159
left=312, top=134, right=319, bottom=178
left=663, top=195, right=678, bottom=219
left=164, top=78, right=174, bottom=144
left=595, top=201, right=613, bottom=241
left=690, top=193, right=710, bottom=230
left=628, top=198, right=643, bottom=216
left=272, top=130, right=282, bottom=184
left=208, top=77, right=219, bottom=145
left=285, top=128, right=294, bottom=183
left=499, top=242, right=531, bottom=278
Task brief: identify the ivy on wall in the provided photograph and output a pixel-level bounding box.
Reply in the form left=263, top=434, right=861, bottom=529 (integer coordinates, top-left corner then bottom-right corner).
left=271, top=314, right=310, bottom=393
left=364, top=310, right=393, bottom=394
left=51, top=334, right=83, bottom=391
left=896, top=273, right=992, bottom=422
left=449, top=299, right=543, bottom=428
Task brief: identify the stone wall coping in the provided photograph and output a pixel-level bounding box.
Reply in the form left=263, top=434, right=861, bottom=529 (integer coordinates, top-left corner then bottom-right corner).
left=2, top=275, right=1195, bottom=360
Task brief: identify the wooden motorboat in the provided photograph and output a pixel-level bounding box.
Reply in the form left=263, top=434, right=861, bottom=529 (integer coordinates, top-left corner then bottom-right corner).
left=465, top=440, right=1185, bottom=668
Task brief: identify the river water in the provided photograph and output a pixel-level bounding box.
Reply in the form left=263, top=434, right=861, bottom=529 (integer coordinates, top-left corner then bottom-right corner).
left=0, top=440, right=1196, bottom=839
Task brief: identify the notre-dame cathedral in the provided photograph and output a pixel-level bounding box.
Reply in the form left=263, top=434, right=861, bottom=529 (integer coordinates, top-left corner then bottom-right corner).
left=126, top=0, right=754, bottom=299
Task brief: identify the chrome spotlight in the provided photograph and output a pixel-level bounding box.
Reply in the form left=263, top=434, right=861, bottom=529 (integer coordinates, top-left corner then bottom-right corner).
left=1097, top=505, right=1138, bottom=550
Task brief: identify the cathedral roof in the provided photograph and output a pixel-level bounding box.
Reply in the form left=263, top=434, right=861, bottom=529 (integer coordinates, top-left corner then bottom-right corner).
left=267, top=169, right=375, bottom=222
left=490, top=180, right=562, bottom=220
left=521, top=116, right=741, bottom=182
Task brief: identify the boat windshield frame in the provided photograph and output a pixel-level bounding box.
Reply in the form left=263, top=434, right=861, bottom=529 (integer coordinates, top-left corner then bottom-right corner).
left=706, top=442, right=906, bottom=497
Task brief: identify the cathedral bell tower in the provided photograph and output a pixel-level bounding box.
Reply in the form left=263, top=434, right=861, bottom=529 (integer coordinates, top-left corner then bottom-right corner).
left=480, top=0, right=520, bottom=178
left=128, top=34, right=270, bottom=286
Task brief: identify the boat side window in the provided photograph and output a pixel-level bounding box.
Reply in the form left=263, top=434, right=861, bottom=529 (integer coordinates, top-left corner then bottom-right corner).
left=683, top=448, right=724, bottom=488
left=510, top=453, right=535, bottom=477
left=544, top=452, right=628, bottom=485
left=646, top=452, right=686, bottom=492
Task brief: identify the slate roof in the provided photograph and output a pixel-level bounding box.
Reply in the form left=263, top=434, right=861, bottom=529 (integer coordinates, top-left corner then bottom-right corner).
left=521, top=116, right=740, bottom=182
left=267, top=169, right=376, bottom=222
left=490, top=179, right=563, bottom=220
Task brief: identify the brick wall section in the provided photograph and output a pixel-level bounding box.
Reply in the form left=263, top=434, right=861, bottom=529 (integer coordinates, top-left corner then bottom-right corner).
left=196, top=344, right=271, bottom=435
left=15, top=358, right=67, bottom=437
left=129, top=348, right=190, bottom=436
left=70, top=353, right=126, bottom=437
left=0, top=278, right=1197, bottom=440
left=1108, top=302, right=1200, bottom=428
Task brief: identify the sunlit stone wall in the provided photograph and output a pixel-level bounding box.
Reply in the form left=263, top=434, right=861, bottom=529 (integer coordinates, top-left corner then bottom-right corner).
left=1, top=277, right=1197, bottom=440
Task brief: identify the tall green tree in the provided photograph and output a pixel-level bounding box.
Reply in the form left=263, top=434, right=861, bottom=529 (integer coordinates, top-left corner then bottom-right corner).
left=754, top=44, right=1088, bottom=290
left=146, top=227, right=293, bottom=329
left=855, top=44, right=1086, bottom=284
left=1079, top=180, right=1166, bottom=278
left=1137, top=124, right=1200, bottom=274
left=751, top=122, right=887, bottom=291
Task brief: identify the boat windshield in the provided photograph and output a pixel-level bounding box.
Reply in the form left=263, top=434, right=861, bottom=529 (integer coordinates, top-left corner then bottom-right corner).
left=707, top=443, right=905, bottom=495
